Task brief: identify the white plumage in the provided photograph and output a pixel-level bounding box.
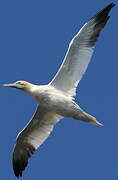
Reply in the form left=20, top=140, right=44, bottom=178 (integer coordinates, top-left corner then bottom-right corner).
left=50, top=22, right=94, bottom=96
left=3, top=3, right=115, bottom=178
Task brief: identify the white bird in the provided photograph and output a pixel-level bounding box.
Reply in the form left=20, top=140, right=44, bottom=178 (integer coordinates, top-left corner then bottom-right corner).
left=4, top=3, right=115, bottom=178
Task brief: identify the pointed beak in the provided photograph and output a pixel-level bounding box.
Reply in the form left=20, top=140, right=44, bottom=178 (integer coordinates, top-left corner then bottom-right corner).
left=3, top=83, right=16, bottom=88
left=91, top=119, right=103, bottom=126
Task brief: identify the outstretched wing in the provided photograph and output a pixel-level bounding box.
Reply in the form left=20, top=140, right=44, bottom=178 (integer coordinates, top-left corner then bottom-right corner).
left=50, top=3, right=115, bottom=96
left=13, top=106, right=62, bottom=178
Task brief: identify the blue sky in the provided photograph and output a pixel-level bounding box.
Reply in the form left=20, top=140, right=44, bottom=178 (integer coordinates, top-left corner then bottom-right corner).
left=0, top=0, right=117, bottom=179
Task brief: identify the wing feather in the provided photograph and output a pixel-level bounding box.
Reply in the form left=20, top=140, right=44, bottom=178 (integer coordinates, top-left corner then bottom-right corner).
left=13, top=106, right=62, bottom=178
left=50, top=3, right=115, bottom=96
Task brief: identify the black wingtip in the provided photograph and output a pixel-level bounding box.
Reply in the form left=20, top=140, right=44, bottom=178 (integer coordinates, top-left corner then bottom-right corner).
left=95, top=2, right=115, bottom=18
left=108, top=2, right=115, bottom=8
left=87, top=2, right=115, bottom=47
left=91, top=2, right=115, bottom=22
left=107, top=2, right=115, bottom=8
left=12, top=143, right=35, bottom=178
left=13, top=158, right=29, bottom=178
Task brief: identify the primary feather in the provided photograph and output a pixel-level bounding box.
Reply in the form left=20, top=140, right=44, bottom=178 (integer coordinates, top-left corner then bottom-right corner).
left=50, top=3, right=115, bottom=96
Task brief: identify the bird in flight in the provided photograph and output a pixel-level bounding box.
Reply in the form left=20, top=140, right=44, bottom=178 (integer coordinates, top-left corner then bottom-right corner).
left=4, top=2, right=115, bottom=178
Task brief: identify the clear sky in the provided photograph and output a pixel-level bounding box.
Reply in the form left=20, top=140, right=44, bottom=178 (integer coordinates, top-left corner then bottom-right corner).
left=0, top=0, right=117, bottom=179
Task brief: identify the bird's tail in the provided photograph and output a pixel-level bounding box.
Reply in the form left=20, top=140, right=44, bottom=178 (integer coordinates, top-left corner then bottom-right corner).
left=73, top=109, right=103, bottom=126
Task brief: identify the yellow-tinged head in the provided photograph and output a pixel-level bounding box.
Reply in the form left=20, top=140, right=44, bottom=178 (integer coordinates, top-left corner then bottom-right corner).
left=3, top=80, right=33, bottom=91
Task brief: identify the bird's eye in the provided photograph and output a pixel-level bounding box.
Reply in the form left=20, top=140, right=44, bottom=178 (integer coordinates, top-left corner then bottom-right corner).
left=16, top=81, right=23, bottom=85
left=16, top=81, right=21, bottom=84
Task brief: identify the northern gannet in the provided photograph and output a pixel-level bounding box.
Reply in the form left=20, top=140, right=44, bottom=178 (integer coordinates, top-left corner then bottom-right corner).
left=4, top=3, right=115, bottom=178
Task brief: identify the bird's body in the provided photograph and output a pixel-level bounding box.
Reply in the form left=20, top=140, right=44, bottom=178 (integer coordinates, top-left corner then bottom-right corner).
left=23, top=83, right=99, bottom=124
left=3, top=3, right=115, bottom=178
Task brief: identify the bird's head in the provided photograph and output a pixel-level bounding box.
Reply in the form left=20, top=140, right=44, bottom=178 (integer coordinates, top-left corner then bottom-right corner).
left=3, top=80, right=33, bottom=93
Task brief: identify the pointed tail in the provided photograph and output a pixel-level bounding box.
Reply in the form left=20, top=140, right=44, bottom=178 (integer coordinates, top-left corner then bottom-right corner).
left=73, top=109, right=103, bottom=126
